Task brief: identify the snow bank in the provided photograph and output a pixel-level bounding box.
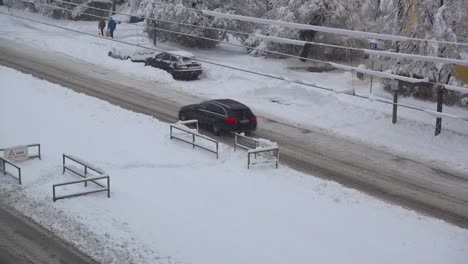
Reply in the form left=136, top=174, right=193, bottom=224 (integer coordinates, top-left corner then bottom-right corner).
left=2, top=66, right=468, bottom=264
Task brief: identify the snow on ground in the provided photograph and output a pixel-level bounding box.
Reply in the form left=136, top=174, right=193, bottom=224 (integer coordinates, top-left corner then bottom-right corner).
left=1, top=65, right=468, bottom=264
left=1, top=8, right=468, bottom=173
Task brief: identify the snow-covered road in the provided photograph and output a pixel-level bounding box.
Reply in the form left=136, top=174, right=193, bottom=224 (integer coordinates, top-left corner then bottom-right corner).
left=1, top=8, right=468, bottom=264
left=1, top=65, right=468, bottom=264
left=1, top=39, right=467, bottom=228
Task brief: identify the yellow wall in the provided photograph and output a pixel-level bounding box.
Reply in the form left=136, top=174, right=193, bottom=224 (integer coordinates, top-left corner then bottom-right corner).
left=454, top=65, right=468, bottom=84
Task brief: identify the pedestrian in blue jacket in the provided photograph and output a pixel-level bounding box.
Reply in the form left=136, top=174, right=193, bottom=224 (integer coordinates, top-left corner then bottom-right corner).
left=108, top=17, right=117, bottom=38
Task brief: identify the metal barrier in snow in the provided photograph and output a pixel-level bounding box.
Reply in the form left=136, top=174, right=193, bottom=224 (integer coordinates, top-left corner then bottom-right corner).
left=0, top=144, right=41, bottom=161
left=178, top=119, right=199, bottom=133
left=53, top=175, right=110, bottom=202
left=53, top=154, right=110, bottom=201
left=248, top=146, right=279, bottom=169
left=170, top=121, right=219, bottom=159
left=62, top=154, right=106, bottom=187
left=234, top=133, right=279, bottom=169
left=0, top=157, right=22, bottom=184
left=234, top=133, right=259, bottom=152
left=0, top=144, right=41, bottom=185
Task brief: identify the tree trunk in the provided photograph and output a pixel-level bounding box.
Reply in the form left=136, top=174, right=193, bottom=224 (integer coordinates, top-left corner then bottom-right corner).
left=298, top=30, right=317, bottom=62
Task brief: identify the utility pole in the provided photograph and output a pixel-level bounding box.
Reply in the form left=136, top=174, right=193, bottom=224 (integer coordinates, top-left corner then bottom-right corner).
left=435, top=86, right=444, bottom=136
left=391, top=80, right=399, bottom=124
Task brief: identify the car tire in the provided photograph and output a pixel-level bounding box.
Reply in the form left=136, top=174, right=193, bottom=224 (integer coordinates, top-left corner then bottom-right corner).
left=212, top=123, right=221, bottom=136
left=179, top=112, right=187, bottom=121
left=168, top=68, right=175, bottom=78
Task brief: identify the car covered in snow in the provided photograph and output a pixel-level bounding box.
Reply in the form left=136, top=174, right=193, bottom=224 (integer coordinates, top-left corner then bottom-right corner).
left=108, top=47, right=158, bottom=62
left=144, top=51, right=202, bottom=80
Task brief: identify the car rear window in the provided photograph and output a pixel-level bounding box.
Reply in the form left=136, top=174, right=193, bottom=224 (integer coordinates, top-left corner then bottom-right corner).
left=230, top=109, right=252, bottom=119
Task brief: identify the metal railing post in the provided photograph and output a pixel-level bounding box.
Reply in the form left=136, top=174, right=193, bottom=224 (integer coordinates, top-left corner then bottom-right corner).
left=18, top=168, right=22, bottom=185
left=234, top=134, right=237, bottom=151
left=2, top=159, right=5, bottom=175
left=84, top=166, right=88, bottom=187
left=216, top=142, right=219, bottom=159
left=255, top=141, right=259, bottom=159
left=192, top=134, right=195, bottom=149
left=38, top=144, right=41, bottom=160
left=53, top=185, right=56, bottom=202
left=107, top=176, right=110, bottom=198
left=62, top=154, right=65, bottom=174
left=170, top=126, right=173, bottom=139
left=248, top=153, right=250, bottom=169
left=276, top=149, right=279, bottom=168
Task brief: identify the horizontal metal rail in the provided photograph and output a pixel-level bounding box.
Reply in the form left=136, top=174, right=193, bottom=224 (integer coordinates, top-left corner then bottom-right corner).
left=234, top=133, right=260, bottom=151
left=53, top=175, right=110, bottom=202
left=178, top=119, right=199, bottom=133
left=62, top=154, right=106, bottom=187
left=63, top=165, right=106, bottom=188
left=170, top=124, right=219, bottom=159
left=247, top=146, right=280, bottom=169
left=26, top=144, right=41, bottom=159
left=0, top=157, right=22, bottom=184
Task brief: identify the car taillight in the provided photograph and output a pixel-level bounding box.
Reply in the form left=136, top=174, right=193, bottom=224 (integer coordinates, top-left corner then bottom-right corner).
left=175, top=63, right=188, bottom=69
left=251, top=116, right=257, bottom=121
left=225, top=117, right=238, bottom=123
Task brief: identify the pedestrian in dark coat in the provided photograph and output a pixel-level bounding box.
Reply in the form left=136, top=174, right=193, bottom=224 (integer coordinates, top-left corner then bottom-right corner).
left=98, top=18, right=106, bottom=36
left=108, top=17, right=117, bottom=38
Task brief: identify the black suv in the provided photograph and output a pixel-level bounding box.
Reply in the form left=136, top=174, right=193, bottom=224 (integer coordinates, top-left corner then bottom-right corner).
left=145, top=52, right=202, bottom=80
left=178, top=99, right=257, bottom=135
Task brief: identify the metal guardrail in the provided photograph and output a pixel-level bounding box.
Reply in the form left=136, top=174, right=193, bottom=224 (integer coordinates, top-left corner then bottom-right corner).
left=170, top=123, right=219, bottom=159
left=0, top=143, right=41, bottom=160
left=26, top=144, right=41, bottom=159
left=234, top=133, right=259, bottom=152
left=234, top=133, right=279, bottom=169
left=53, top=175, right=110, bottom=202
left=0, top=157, right=22, bottom=184
left=55, top=154, right=111, bottom=201
left=62, top=154, right=106, bottom=188
left=178, top=120, right=199, bottom=133
left=248, top=146, right=280, bottom=169
left=0, top=143, right=40, bottom=185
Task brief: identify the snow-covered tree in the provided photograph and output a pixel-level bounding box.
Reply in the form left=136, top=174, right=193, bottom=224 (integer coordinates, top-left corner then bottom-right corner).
left=244, top=0, right=377, bottom=60
left=385, top=0, right=467, bottom=104
left=138, top=0, right=264, bottom=48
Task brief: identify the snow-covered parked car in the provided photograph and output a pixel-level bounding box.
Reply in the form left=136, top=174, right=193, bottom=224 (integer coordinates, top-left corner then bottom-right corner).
left=144, top=51, right=202, bottom=80
left=108, top=47, right=159, bottom=63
